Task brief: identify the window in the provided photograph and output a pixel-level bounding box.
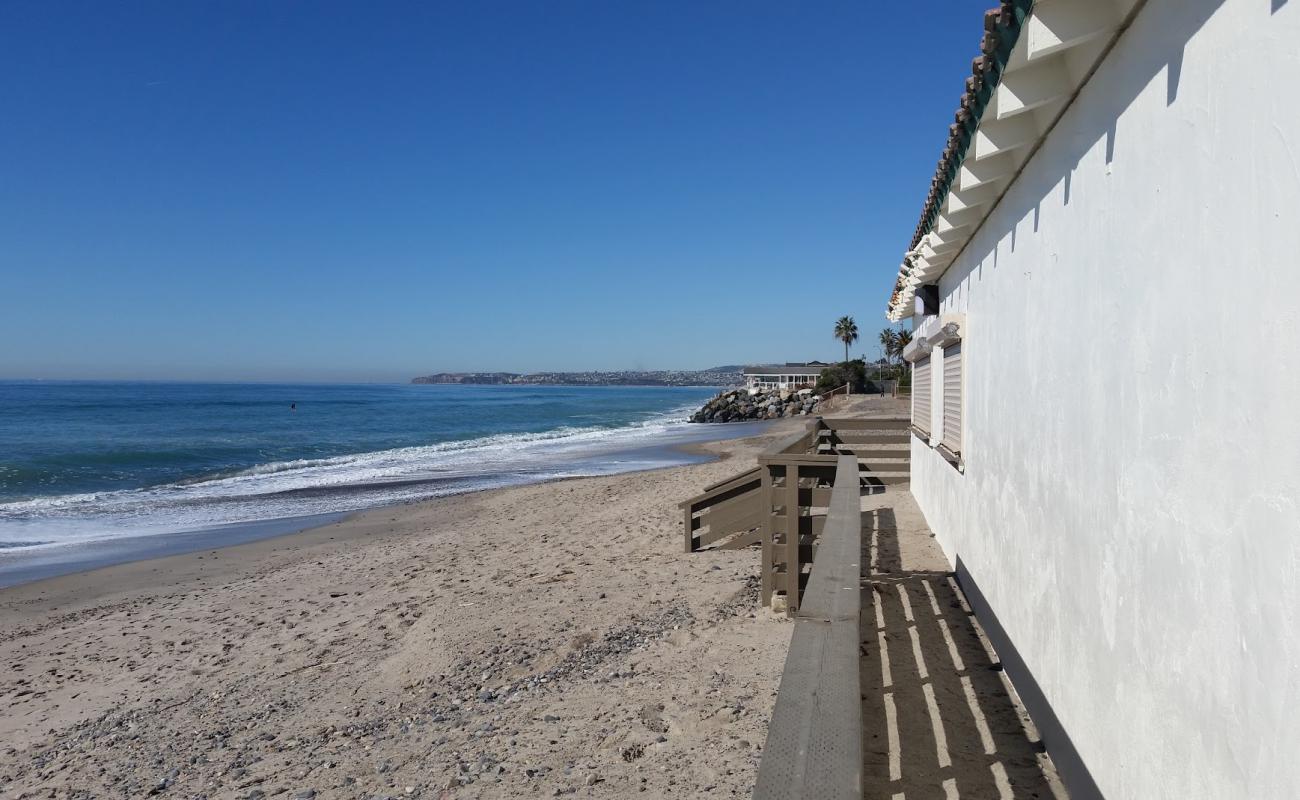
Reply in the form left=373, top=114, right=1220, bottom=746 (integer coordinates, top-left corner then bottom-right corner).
left=908, top=313, right=964, bottom=468
left=912, top=356, right=932, bottom=436
left=940, top=342, right=962, bottom=456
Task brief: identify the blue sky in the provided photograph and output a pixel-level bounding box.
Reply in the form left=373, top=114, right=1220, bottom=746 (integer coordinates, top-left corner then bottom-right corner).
left=2, top=1, right=980, bottom=382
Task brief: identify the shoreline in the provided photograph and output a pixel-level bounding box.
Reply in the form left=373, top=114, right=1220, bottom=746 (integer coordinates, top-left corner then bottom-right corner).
left=0, top=421, right=801, bottom=798
left=0, top=420, right=770, bottom=590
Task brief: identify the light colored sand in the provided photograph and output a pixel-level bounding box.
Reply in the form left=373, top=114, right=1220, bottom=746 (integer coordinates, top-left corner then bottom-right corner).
left=0, top=422, right=805, bottom=799
left=819, top=392, right=908, bottom=419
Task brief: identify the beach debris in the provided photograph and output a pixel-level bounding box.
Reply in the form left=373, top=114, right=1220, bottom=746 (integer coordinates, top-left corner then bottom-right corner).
left=621, top=743, right=645, bottom=762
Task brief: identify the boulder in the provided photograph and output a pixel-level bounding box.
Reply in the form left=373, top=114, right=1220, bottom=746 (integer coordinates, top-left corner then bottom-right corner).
left=689, top=387, right=823, bottom=424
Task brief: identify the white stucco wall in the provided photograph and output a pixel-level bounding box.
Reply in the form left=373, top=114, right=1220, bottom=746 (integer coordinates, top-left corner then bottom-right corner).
left=907, top=0, right=1300, bottom=797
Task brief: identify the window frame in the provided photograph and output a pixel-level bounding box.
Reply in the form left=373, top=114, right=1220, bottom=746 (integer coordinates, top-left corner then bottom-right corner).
left=911, top=355, right=932, bottom=442
left=907, top=315, right=965, bottom=472
left=938, top=340, right=963, bottom=466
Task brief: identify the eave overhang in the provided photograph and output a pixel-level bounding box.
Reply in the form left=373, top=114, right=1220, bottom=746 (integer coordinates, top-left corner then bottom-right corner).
left=886, top=0, right=1143, bottom=322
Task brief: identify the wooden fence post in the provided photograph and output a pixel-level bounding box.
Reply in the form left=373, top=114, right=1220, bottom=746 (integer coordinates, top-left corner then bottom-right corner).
left=760, top=463, right=776, bottom=607
left=784, top=460, right=801, bottom=616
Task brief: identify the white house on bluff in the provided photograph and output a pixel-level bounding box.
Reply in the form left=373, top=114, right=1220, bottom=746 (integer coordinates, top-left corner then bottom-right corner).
left=886, top=0, right=1299, bottom=797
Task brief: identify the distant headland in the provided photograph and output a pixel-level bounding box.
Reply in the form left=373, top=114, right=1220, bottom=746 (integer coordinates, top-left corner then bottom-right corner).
left=410, top=368, right=742, bottom=387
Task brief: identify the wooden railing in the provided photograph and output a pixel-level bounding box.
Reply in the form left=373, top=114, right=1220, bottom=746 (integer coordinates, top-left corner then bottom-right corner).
left=680, top=466, right=765, bottom=552
left=757, top=425, right=838, bottom=614
left=681, top=416, right=908, bottom=614
left=752, top=454, right=863, bottom=800
left=680, top=420, right=823, bottom=556
left=676, top=416, right=911, bottom=799
left=816, top=383, right=851, bottom=413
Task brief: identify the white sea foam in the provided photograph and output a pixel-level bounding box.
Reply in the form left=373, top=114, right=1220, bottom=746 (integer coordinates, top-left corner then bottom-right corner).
left=0, top=404, right=734, bottom=550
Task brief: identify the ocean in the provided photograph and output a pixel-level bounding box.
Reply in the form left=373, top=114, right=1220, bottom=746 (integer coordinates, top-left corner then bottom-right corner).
left=0, top=381, right=758, bottom=584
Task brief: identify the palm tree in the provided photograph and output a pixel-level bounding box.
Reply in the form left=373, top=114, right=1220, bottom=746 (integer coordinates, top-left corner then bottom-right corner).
left=895, top=329, right=913, bottom=364
left=834, top=316, right=859, bottom=364
left=879, top=328, right=898, bottom=367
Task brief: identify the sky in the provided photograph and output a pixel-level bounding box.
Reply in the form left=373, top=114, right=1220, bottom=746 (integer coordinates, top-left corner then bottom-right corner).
left=1, top=1, right=984, bottom=382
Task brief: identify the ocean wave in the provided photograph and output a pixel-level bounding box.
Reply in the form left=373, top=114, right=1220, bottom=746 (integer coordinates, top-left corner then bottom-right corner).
left=0, top=403, right=708, bottom=548
left=194, top=406, right=695, bottom=487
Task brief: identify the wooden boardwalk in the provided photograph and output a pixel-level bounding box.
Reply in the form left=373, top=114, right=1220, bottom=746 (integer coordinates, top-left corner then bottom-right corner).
left=860, top=492, right=1067, bottom=800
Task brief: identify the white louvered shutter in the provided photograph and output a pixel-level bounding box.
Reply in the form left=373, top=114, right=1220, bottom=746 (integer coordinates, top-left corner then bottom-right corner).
left=912, top=357, right=931, bottom=434
left=942, top=342, right=962, bottom=454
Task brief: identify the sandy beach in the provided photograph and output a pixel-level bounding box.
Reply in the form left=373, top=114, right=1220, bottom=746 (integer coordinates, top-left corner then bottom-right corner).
left=0, top=421, right=803, bottom=799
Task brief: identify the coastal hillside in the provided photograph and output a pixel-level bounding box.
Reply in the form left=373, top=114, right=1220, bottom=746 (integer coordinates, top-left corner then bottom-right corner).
left=412, top=369, right=741, bottom=387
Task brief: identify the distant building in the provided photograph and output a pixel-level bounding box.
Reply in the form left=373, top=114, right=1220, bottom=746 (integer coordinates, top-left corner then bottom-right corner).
left=884, top=1, right=1300, bottom=797
left=741, top=362, right=827, bottom=391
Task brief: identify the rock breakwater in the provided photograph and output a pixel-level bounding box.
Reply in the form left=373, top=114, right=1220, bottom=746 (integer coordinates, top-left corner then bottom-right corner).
left=688, top=388, right=820, bottom=423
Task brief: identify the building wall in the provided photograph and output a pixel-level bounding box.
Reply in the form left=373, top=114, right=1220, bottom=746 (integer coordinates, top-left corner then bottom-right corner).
left=908, top=1, right=1300, bottom=797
